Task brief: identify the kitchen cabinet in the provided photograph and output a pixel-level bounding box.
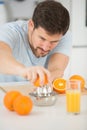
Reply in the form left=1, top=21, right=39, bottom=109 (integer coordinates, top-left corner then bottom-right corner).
left=59, top=0, right=87, bottom=46
left=5, top=0, right=36, bottom=21
left=0, top=1, right=8, bottom=25
left=72, top=0, right=87, bottom=46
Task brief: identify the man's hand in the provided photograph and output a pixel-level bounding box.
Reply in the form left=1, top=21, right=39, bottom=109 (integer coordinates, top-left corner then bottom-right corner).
left=21, top=66, right=51, bottom=86
left=0, top=42, right=51, bottom=86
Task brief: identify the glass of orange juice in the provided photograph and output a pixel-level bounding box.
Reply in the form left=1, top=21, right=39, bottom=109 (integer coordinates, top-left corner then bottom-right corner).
left=66, top=80, right=81, bottom=114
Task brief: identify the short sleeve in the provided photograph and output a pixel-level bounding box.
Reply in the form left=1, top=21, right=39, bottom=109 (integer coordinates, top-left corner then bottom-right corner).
left=49, top=30, right=72, bottom=57
left=0, top=22, right=20, bottom=49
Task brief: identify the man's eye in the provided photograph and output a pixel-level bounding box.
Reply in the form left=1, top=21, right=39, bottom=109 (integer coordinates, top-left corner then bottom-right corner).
left=51, top=41, right=58, bottom=44
left=40, top=37, right=45, bottom=41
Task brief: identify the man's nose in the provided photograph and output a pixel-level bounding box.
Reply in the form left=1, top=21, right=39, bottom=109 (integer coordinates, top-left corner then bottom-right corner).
left=42, top=41, right=51, bottom=51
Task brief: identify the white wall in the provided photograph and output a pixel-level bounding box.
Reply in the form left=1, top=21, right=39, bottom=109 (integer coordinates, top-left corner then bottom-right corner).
left=70, top=47, right=87, bottom=79
left=63, top=47, right=87, bottom=80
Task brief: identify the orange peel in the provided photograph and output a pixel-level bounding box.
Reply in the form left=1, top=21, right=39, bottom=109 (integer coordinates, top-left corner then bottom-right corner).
left=34, top=74, right=48, bottom=87
left=69, top=74, right=85, bottom=90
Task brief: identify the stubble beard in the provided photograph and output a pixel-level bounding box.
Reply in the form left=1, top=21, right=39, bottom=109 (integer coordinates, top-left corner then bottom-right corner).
left=30, top=44, right=49, bottom=58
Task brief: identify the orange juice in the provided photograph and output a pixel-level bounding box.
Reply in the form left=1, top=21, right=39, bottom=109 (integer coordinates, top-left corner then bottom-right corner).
left=66, top=90, right=81, bottom=113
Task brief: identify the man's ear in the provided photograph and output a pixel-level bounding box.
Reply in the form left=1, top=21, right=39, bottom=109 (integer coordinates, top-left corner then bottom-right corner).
left=28, top=19, right=34, bottom=31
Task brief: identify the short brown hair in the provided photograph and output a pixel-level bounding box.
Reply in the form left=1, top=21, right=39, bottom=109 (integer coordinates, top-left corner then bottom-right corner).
left=32, top=0, right=70, bottom=35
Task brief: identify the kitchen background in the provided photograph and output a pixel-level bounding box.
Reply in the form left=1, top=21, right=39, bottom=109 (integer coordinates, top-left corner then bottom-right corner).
left=0, top=0, right=87, bottom=79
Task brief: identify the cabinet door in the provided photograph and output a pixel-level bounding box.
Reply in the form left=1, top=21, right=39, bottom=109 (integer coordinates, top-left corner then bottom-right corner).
left=6, top=0, right=35, bottom=21
left=72, top=0, right=87, bottom=46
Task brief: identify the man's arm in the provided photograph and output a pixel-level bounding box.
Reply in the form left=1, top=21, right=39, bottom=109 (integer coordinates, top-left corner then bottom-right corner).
left=48, top=53, right=69, bottom=81
left=0, top=41, right=50, bottom=84
left=0, top=41, right=25, bottom=75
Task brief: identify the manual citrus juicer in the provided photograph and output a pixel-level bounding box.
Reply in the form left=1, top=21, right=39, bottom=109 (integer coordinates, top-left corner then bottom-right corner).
left=29, top=76, right=57, bottom=106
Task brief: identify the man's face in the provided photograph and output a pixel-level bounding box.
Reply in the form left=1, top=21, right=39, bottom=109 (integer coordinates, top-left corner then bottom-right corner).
left=28, top=20, right=63, bottom=58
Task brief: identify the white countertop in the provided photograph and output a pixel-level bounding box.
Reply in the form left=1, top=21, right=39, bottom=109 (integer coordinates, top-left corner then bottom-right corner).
left=0, top=82, right=87, bottom=130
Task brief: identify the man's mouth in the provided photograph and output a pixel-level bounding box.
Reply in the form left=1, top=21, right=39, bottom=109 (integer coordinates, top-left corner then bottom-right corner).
left=38, top=47, right=49, bottom=54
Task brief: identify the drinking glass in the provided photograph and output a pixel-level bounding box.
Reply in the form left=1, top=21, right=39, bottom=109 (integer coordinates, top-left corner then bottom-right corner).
left=66, top=80, right=81, bottom=114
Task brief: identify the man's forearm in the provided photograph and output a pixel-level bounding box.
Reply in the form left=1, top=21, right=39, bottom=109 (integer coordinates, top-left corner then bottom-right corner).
left=48, top=53, right=69, bottom=81
left=0, top=42, right=25, bottom=76
left=0, top=51, right=25, bottom=76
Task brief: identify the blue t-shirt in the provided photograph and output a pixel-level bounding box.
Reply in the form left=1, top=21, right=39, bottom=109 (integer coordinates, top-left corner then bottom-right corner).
left=0, top=20, right=72, bottom=82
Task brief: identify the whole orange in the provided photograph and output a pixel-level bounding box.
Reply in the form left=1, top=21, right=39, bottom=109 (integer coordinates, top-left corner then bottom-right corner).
left=53, top=78, right=66, bottom=94
left=3, top=90, right=21, bottom=111
left=69, top=74, right=85, bottom=90
left=34, top=74, right=48, bottom=87
left=13, top=95, right=33, bottom=115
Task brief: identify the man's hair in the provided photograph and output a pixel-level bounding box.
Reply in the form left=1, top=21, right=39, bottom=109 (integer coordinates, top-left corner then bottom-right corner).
left=32, top=0, right=70, bottom=35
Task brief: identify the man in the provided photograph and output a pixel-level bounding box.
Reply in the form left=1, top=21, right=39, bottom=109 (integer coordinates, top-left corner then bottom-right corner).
left=0, top=0, right=72, bottom=85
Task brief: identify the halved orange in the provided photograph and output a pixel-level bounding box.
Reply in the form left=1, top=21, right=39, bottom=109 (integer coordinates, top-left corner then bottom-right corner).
left=34, top=74, right=48, bottom=87
left=69, top=74, right=85, bottom=90
left=53, top=78, right=66, bottom=94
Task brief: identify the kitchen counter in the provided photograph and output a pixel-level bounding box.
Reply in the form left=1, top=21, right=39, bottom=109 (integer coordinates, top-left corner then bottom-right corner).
left=0, top=82, right=87, bottom=130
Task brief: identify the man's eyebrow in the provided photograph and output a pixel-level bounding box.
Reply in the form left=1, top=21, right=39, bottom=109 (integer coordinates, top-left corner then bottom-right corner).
left=39, top=35, right=59, bottom=43
left=50, top=39, right=60, bottom=43
left=39, top=36, right=46, bottom=40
